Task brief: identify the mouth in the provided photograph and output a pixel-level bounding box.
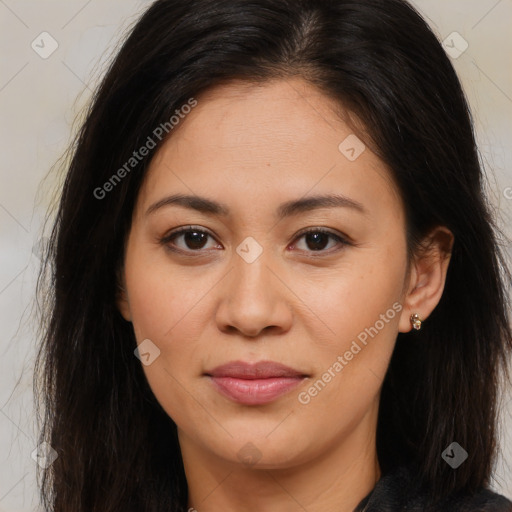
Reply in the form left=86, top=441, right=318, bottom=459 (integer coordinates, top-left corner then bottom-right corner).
left=204, top=360, right=308, bottom=405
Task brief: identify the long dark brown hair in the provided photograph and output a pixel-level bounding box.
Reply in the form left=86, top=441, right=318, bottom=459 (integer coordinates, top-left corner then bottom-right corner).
left=35, top=0, right=512, bottom=510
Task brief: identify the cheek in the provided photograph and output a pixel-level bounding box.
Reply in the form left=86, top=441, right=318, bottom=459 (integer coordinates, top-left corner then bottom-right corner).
left=294, top=243, right=407, bottom=406
left=296, top=247, right=406, bottom=342
left=124, top=243, right=211, bottom=342
left=124, top=255, right=211, bottom=424
left=127, top=279, right=211, bottom=382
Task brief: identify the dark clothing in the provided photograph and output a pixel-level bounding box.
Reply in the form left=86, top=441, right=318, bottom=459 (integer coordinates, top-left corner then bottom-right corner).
left=354, top=465, right=512, bottom=511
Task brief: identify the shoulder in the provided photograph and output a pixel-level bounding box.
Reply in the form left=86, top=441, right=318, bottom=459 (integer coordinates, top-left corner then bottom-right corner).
left=435, top=485, right=512, bottom=511
left=438, top=488, right=512, bottom=511
left=355, top=465, right=512, bottom=511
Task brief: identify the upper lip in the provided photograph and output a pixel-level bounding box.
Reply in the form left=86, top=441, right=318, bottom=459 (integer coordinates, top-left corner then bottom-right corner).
left=206, top=360, right=306, bottom=379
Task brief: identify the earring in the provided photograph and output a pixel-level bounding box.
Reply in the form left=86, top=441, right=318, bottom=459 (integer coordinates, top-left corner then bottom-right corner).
left=410, top=313, right=422, bottom=330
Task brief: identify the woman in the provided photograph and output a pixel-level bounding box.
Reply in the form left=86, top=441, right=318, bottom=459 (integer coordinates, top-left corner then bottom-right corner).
left=35, top=0, right=512, bottom=510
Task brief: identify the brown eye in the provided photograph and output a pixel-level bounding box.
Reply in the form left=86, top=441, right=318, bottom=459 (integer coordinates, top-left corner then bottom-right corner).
left=161, top=226, right=220, bottom=253
left=177, top=230, right=209, bottom=250
left=292, top=228, right=349, bottom=254
left=303, top=232, right=331, bottom=251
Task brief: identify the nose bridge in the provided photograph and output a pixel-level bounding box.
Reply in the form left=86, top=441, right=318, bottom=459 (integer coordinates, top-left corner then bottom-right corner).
left=233, top=245, right=272, bottom=298
left=231, top=241, right=277, bottom=311
left=215, top=239, right=292, bottom=336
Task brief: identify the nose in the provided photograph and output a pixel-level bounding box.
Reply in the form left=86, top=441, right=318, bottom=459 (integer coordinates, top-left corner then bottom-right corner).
left=215, top=249, right=293, bottom=338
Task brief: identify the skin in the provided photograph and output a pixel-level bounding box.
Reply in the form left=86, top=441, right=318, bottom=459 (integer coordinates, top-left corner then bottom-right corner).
left=117, top=77, right=453, bottom=512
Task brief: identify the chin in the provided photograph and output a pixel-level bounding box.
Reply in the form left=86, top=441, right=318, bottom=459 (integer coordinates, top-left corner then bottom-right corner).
left=206, top=434, right=311, bottom=470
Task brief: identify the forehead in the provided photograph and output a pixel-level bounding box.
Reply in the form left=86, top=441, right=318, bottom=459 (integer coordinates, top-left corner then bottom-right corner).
left=137, top=78, right=404, bottom=222
left=168, top=78, right=356, bottom=161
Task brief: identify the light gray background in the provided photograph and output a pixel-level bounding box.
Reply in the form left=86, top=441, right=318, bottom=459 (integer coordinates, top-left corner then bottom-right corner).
left=0, top=1, right=511, bottom=510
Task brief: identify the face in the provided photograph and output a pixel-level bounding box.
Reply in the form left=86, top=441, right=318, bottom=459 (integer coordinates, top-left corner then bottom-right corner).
left=118, top=78, right=412, bottom=470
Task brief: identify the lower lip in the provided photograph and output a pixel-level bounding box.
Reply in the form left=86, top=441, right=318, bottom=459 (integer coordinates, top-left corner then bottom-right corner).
left=209, top=376, right=304, bottom=405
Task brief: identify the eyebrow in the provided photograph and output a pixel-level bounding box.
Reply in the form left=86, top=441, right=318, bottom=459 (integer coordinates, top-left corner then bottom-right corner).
left=145, top=193, right=367, bottom=219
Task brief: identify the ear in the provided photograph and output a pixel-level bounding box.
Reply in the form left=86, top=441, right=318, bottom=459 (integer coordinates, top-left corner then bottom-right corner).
left=116, top=266, right=132, bottom=322
left=398, top=226, right=454, bottom=333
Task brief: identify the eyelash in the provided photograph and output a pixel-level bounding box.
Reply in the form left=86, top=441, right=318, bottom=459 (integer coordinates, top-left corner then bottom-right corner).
left=159, top=225, right=351, bottom=257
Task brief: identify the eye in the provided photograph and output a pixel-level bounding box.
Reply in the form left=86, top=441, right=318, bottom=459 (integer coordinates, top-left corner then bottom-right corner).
left=160, top=226, right=350, bottom=256
left=291, top=228, right=350, bottom=254
left=160, top=226, right=221, bottom=253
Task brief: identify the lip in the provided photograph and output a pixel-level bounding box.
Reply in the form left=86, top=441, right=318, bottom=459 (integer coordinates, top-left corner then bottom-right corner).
left=205, top=360, right=307, bottom=405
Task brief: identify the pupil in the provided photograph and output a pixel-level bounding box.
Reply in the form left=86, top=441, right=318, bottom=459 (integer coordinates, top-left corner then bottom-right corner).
left=306, top=232, right=328, bottom=251
left=185, top=231, right=207, bottom=249
left=181, top=232, right=330, bottom=251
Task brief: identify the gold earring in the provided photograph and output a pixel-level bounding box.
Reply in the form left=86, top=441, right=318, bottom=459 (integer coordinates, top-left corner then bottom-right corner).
left=410, top=313, right=422, bottom=330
